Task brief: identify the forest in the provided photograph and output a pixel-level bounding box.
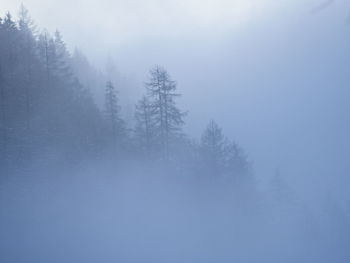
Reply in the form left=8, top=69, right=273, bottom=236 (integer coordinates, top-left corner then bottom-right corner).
left=1, top=4, right=350, bottom=263
left=0, top=7, right=250, bottom=181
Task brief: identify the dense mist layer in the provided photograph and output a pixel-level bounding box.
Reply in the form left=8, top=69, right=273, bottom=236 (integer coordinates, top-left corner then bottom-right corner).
left=1, top=1, right=350, bottom=263
left=1, top=161, right=350, bottom=263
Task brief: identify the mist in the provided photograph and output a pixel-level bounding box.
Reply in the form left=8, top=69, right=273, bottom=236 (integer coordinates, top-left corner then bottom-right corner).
left=1, top=0, right=350, bottom=262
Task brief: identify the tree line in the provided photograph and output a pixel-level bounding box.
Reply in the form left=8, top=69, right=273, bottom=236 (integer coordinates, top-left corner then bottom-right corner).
left=0, top=6, right=251, bottom=180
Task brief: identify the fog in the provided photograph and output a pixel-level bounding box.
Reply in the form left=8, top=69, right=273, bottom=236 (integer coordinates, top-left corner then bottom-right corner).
left=1, top=0, right=350, bottom=262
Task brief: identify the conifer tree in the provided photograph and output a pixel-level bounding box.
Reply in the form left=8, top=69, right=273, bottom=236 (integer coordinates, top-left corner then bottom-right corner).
left=18, top=4, right=37, bottom=134
left=145, top=66, right=186, bottom=158
left=200, top=120, right=249, bottom=177
left=134, top=95, right=157, bottom=155
left=105, top=81, right=126, bottom=148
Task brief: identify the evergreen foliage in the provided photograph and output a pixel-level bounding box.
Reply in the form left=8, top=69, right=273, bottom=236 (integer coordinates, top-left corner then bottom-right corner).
left=0, top=8, right=250, bottom=180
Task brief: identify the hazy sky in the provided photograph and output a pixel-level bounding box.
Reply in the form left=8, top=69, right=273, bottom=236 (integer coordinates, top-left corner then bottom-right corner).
left=2, top=0, right=350, bottom=195
left=2, top=0, right=314, bottom=56
left=2, top=0, right=275, bottom=45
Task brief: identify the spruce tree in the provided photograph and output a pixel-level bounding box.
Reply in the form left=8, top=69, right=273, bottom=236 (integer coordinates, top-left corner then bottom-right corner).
left=134, top=95, right=157, bottom=155
left=105, top=81, right=126, bottom=149
left=200, top=120, right=249, bottom=178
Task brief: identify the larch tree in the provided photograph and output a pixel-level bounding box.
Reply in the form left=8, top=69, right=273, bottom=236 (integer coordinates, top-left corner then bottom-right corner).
left=145, top=65, right=186, bottom=158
